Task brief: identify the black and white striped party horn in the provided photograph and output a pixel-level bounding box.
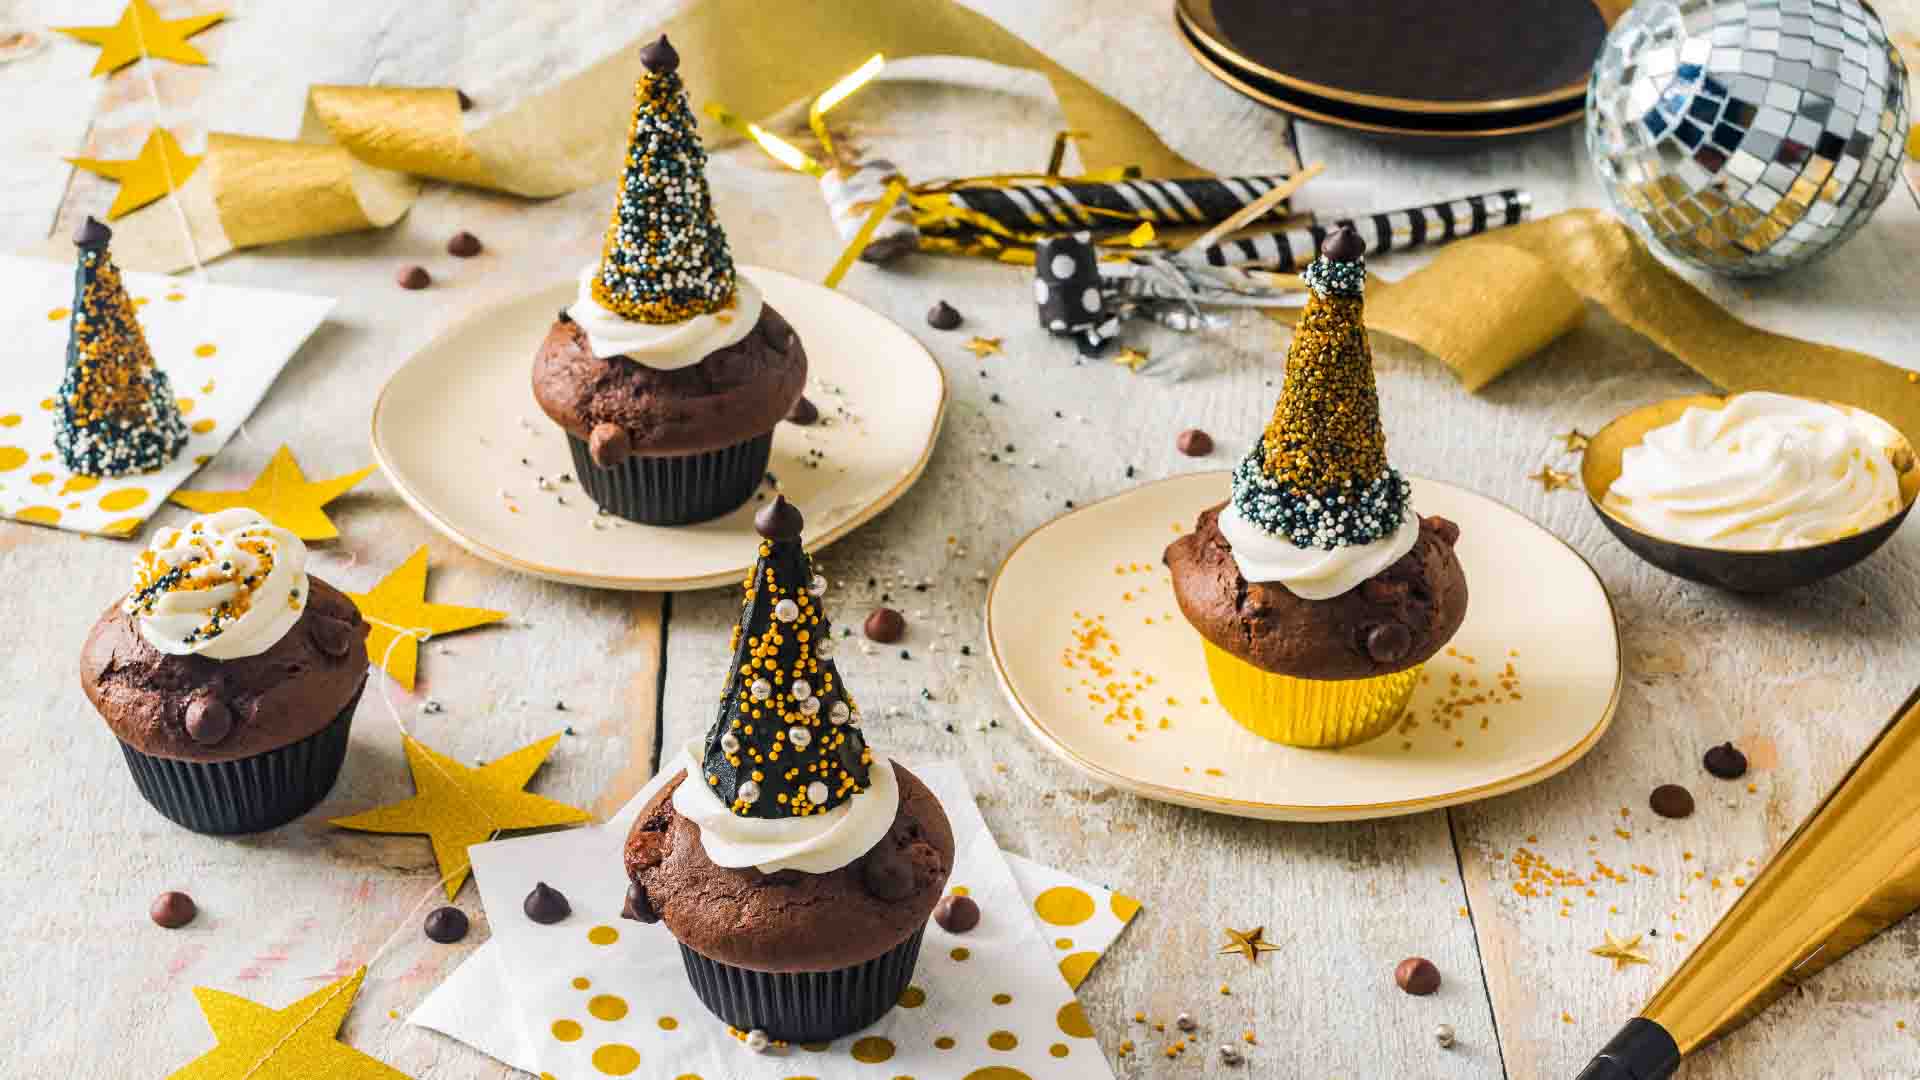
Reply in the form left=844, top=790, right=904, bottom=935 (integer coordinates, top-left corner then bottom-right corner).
left=1191, top=189, right=1531, bottom=269
left=939, top=175, right=1296, bottom=234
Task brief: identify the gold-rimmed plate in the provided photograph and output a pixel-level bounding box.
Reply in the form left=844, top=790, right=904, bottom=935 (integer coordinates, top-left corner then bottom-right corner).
left=986, top=472, right=1621, bottom=822
left=1176, top=0, right=1603, bottom=138
left=371, top=265, right=946, bottom=591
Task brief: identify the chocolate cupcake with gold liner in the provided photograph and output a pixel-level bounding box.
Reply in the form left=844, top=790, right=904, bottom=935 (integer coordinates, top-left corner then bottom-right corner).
left=1165, top=225, right=1468, bottom=748
left=1585, top=392, right=1917, bottom=592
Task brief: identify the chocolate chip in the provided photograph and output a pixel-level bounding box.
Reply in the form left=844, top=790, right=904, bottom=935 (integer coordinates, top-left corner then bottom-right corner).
left=639, top=34, right=678, bottom=73
left=424, top=906, right=469, bottom=943
left=1365, top=622, right=1412, bottom=664
left=933, top=894, right=979, bottom=933
left=447, top=231, right=482, bottom=257
left=1321, top=223, right=1365, bottom=262
left=1395, top=957, right=1441, bottom=996
left=184, top=697, right=233, bottom=747
left=587, top=422, right=630, bottom=467
left=1703, top=742, right=1747, bottom=780
left=523, top=882, right=571, bottom=924
left=395, top=264, right=431, bottom=290
left=455, top=89, right=474, bottom=111
left=1176, top=428, right=1213, bottom=456
left=150, top=890, right=196, bottom=929
left=864, top=607, right=905, bottom=643
left=1425, top=515, right=1461, bottom=547
left=628, top=829, right=669, bottom=870
left=309, top=617, right=354, bottom=659
left=621, top=882, right=659, bottom=924
left=785, top=395, right=819, bottom=425
left=754, top=494, right=804, bottom=541
left=862, top=849, right=915, bottom=901
left=926, top=300, right=963, bottom=330
left=74, top=215, right=112, bottom=248
left=1650, top=784, right=1695, bottom=819
left=1360, top=577, right=1408, bottom=605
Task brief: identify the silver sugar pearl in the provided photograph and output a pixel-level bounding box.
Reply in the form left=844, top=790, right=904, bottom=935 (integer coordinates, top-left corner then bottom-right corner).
left=737, top=781, right=761, bottom=804
left=800, top=696, right=821, bottom=716
left=830, top=700, right=851, bottom=725
left=1175, top=1013, right=1196, bottom=1032
left=791, top=678, right=813, bottom=701
left=808, top=574, right=827, bottom=596
left=806, top=781, right=829, bottom=804
left=1219, top=1045, right=1243, bottom=1066
left=1435, top=1024, right=1455, bottom=1049
left=789, top=726, right=812, bottom=750
left=720, top=732, right=741, bottom=755
left=774, top=598, right=800, bottom=622
left=750, top=678, right=772, bottom=701
left=744, top=1029, right=770, bottom=1053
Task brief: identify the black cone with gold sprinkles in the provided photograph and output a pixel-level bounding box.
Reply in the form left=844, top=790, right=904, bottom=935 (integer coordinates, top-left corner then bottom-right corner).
left=1229, top=223, right=1409, bottom=549
left=589, top=35, right=738, bottom=325
left=54, top=216, right=188, bottom=477
left=701, top=495, right=872, bottom=818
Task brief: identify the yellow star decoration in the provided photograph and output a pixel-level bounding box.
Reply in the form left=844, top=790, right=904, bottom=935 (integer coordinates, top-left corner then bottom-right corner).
left=1555, top=428, right=1592, bottom=453
left=67, top=127, right=203, bottom=219
left=1217, top=926, right=1281, bottom=964
left=331, top=733, right=590, bottom=899
left=171, top=446, right=374, bottom=540
left=57, top=0, right=225, bottom=77
left=1528, top=464, right=1576, bottom=493
left=346, top=546, right=506, bottom=691
left=1589, top=930, right=1651, bottom=972
left=963, top=335, right=1003, bottom=358
left=1113, top=346, right=1150, bottom=372
left=168, top=966, right=405, bottom=1080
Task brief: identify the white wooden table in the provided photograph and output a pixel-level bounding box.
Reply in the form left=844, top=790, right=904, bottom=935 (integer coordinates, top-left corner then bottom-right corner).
left=4, top=1, right=1920, bottom=1075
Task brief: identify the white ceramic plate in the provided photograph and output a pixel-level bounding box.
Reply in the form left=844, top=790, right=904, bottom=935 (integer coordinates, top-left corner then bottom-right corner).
left=371, top=265, right=946, bottom=590
left=987, top=472, right=1620, bottom=822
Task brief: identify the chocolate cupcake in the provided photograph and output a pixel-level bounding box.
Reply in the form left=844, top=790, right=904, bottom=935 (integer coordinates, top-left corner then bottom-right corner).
left=623, top=496, right=953, bottom=1042
left=81, top=508, right=369, bottom=833
left=1165, top=226, right=1468, bottom=747
left=532, top=36, right=804, bottom=525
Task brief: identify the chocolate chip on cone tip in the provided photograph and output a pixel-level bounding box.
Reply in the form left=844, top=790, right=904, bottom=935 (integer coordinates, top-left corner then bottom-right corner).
left=455, top=89, right=473, bottom=111
left=523, top=881, right=571, bottom=924
left=639, top=34, right=678, bottom=74
left=1321, top=223, right=1365, bottom=262
left=753, top=494, right=803, bottom=541
left=74, top=215, right=112, bottom=248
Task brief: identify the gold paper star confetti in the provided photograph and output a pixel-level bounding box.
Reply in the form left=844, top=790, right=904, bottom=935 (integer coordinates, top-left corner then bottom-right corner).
left=1555, top=428, right=1592, bottom=453
left=57, top=0, right=225, bottom=77
left=1589, top=930, right=1651, bottom=972
left=331, top=733, right=590, bottom=898
left=1113, top=345, right=1150, bottom=372
left=963, top=335, right=1003, bottom=358
left=170, top=446, right=374, bottom=540
left=1527, top=465, right=1576, bottom=492
left=168, top=966, right=405, bottom=1080
left=1217, top=926, right=1280, bottom=964
left=67, top=128, right=203, bottom=219
left=346, top=546, right=506, bottom=690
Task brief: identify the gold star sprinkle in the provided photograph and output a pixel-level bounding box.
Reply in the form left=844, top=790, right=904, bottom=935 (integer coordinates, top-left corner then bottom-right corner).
left=1217, top=926, right=1280, bottom=964
left=67, top=128, right=203, bottom=219
left=963, top=336, right=1002, bottom=358
left=1555, top=428, right=1591, bottom=453
left=56, top=0, right=225, bottom=77
left=1589, top=930, right=1650, bottom=971
left=166, top=967, right=405, bottom=1080
left=1113, top=346, right=1150, bottom=372
left=1528, top=465, right=1576, bottom=492
left=170, top=445, right=373, bottom=539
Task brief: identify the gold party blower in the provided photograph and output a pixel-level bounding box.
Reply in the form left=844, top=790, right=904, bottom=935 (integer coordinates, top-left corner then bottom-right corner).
left=1578, top=686, right=1920, bottom=1078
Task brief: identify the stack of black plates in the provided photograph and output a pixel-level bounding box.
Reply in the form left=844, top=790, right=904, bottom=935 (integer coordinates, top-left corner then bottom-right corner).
left=1177, top=0, right=1614, bottom=138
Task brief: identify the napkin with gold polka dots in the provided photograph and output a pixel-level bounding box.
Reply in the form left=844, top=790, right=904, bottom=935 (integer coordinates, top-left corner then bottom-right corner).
left=414, top=762, right=1142, bottom=1078
left=0, top=255, right=332, bottom=536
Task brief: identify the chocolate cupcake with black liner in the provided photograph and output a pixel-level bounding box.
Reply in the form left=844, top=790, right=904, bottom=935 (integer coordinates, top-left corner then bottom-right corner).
left=623, top=496, right=954, bottom=1042
left=81, top=508, right=369, bottom=833
left=532, top=36, right=805, bottom=525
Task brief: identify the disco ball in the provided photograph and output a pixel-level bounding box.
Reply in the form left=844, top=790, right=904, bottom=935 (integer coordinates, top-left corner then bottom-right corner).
left=1586, top=0, right=1908, bottom=277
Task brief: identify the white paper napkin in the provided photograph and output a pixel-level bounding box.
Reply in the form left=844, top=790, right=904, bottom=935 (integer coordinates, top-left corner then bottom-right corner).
left=414, top=762, right=1140, bottom=1079
left=0, top=254, right=332, bottom=536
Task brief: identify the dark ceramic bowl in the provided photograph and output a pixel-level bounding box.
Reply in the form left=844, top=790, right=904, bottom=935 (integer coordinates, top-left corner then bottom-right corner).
left=1583, top=395, right=1918, bottom=593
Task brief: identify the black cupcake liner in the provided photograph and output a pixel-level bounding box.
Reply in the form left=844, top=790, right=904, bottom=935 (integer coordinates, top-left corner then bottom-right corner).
left=567, top=430, right=772, bottom=526
left=679, top=927, right=925, bottom=1043
left=117, top=683, right=363, bottom=835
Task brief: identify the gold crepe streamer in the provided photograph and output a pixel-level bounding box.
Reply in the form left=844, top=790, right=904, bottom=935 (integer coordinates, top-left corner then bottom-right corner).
left=1344, top=208, right=1920, bottom=442
left=302, top=85, right=494, bottom=188
left=825, top=178, right=907, bottom=288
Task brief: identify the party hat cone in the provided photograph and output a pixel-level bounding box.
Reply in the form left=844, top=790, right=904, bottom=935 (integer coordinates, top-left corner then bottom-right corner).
left=700, top=495, right=873, bottom=817
left=54, top=216, right=189, bottom=477
left=590, top=35, right=738, bottom=324
left=1231, top=225, right=1410, bottom=550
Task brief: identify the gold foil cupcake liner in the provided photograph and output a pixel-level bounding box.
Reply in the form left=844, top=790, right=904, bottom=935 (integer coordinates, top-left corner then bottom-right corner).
left=1201, top=640, right=1418, bottom=748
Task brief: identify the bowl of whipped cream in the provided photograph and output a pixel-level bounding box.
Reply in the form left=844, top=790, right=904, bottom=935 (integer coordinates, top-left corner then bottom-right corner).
left=1583, top=392, right=1918, bottom=592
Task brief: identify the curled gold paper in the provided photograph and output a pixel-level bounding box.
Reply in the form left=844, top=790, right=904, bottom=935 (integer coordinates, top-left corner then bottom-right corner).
left=303, top=86, right=493, bottom=189
left=206, top=132, right=415, bottom=249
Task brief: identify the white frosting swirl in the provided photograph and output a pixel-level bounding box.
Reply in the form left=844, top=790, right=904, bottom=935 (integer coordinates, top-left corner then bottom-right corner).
left=1219, top=503, right=1420, bottom=600
left=671, top=739, right=899, bottom=874
left=566, top=263, right=761, bottom=369
left=124, top=508, right=309, bottom=659
left=1601, top=392, right=1906, bottom=551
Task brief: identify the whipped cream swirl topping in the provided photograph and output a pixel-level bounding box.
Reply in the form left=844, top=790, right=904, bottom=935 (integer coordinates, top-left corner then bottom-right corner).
left=672, top=738, right=899, bottom=875
left=566, top=262, right=761, bottom=369
left=1602, top=392, right=1906, bottom=551
left=124, top=507, right=309, bottom=659
left=1219, top=501, right=1419, bottom=601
